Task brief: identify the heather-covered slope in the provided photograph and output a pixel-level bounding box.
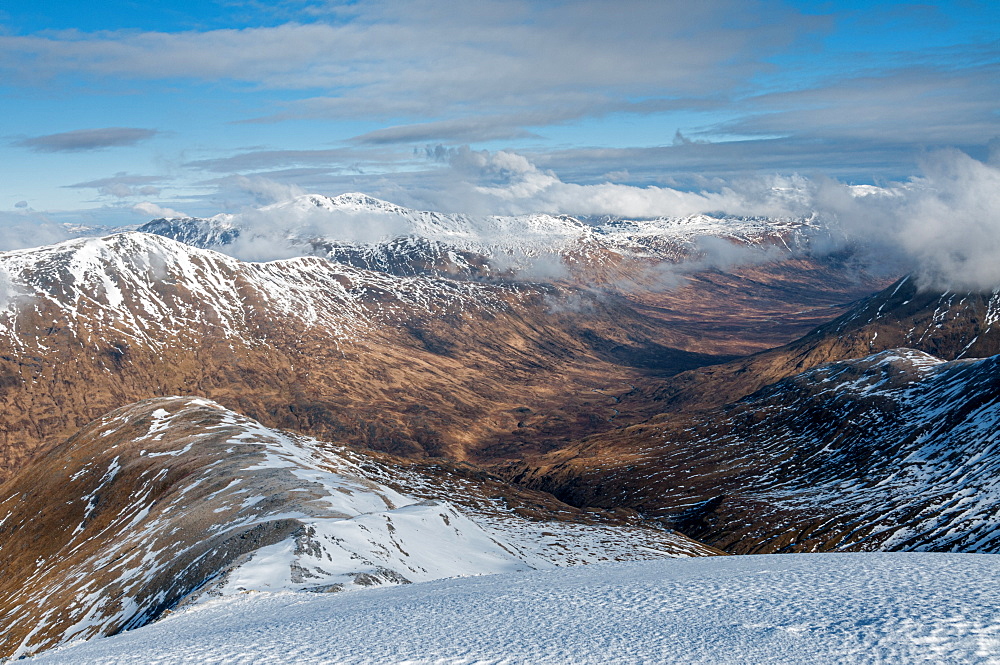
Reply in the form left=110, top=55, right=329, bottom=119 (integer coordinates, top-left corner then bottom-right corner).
left=647, top=275, right=1000, bottom=413
left=0, top=396, right=715, bottom=660
left=507, top=347, right=1000, bottom=554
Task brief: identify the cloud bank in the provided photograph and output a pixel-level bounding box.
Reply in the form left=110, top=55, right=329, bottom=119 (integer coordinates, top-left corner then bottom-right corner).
left=205, top=148, right=1000, bottom=293
left=812, top=150, right=1000, bottom=292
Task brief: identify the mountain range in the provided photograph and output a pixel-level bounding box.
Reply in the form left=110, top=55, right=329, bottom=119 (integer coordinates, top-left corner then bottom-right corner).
left=1, top=192, right=997, bottom=660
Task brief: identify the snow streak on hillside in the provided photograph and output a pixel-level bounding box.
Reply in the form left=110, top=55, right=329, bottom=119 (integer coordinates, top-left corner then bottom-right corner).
left=23, top=554, right=1000, bottom=664
left=0, top=232, right=520, bottom=347
left=748, top=349, right=1000, bottom=551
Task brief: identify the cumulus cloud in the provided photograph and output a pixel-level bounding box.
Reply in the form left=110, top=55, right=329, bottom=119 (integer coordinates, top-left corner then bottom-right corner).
left=810, top=150, right=1000, bottom=291
left=410, top=146, right=811, bottom=218
left=216, top=175, right=306, bottom=206
left=14, top=128, right=158, bottom=152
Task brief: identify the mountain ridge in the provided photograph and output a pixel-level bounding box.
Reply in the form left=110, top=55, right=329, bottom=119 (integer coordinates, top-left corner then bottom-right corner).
left=0, top=396, right=716, bottom=660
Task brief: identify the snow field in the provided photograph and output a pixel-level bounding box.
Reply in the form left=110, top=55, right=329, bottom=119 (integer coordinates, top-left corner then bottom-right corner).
left=24, top=553, right=1000, bottom=664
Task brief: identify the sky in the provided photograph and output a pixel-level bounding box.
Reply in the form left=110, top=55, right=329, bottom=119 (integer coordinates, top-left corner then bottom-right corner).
left=0, top=0, right=998, bottom=225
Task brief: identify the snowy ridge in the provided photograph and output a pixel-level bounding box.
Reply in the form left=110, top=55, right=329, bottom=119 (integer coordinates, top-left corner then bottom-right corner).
left=272, top=193, right=818, bottom=254
left=0, top=397, right=713, bottom=660
left=144, top=192, right=818, bottom=271
left=0, top=232, right=522, bottom=349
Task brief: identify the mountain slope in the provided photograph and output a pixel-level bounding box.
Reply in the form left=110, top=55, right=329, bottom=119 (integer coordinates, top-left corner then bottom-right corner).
left=0, top=396, right=716, bottom=660
left=139, top=193, right=889, bottom=357
left=0, top=232, right=728, bottom=476
left=645, top=275, right=1000, bottom=413
left=506, top=347, right=1000, bottom=554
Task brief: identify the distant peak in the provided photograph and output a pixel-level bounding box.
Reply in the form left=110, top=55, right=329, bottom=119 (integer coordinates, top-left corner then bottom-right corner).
left=263, top=192, right=411, bottom=215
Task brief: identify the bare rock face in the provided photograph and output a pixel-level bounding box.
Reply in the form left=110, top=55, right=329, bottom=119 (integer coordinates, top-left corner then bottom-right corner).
left=505, top=347, right=1000, bottom=555
left=0, top=396, right=717, bottom=661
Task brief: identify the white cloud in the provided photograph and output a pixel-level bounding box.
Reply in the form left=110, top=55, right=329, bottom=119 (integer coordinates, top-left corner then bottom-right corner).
left=0, top=1, right=821, bottom=126
left=0, top=211, right=74, bottom=251
left=813, top=150, right=1000, bottom=291
left=421, top=147, right=810, bottom=218
left=218, top=175, right=306, bottom=206
left=133, top=202, right=188, bottom=219
left=379, top=147, right=1000, bottom=291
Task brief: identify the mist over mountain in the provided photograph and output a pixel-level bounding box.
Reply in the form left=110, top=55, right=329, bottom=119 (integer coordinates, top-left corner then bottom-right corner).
left=87, top=150, right=997, bottom=295
left=136, top=191, right=821, bottom=278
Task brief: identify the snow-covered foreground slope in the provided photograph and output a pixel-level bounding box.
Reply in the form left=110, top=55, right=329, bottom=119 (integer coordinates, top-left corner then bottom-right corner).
left=0, top=397, right=714, bottom=660
left=23, top=553, right=1000, bottom=664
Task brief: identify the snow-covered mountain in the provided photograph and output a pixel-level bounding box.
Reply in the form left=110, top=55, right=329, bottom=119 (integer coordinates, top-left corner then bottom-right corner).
left=0, top=231, right=513, bottom=347
left=136, top=215, right=238, bottom=249
left=258, top=193, right=817, bottom=258
left=0, top=230, right=727, bottom=475
left=0, top=396, right=715, bottom=660
left=137, top=192, right=819, bottom=278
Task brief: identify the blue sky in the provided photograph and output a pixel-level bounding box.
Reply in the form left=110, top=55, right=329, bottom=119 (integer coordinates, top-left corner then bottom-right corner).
left=1, top=0, right=997, bottom=223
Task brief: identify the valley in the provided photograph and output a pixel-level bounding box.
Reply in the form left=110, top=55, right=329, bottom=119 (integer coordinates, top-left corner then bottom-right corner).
left=0, top=193, right=995, bottom=661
